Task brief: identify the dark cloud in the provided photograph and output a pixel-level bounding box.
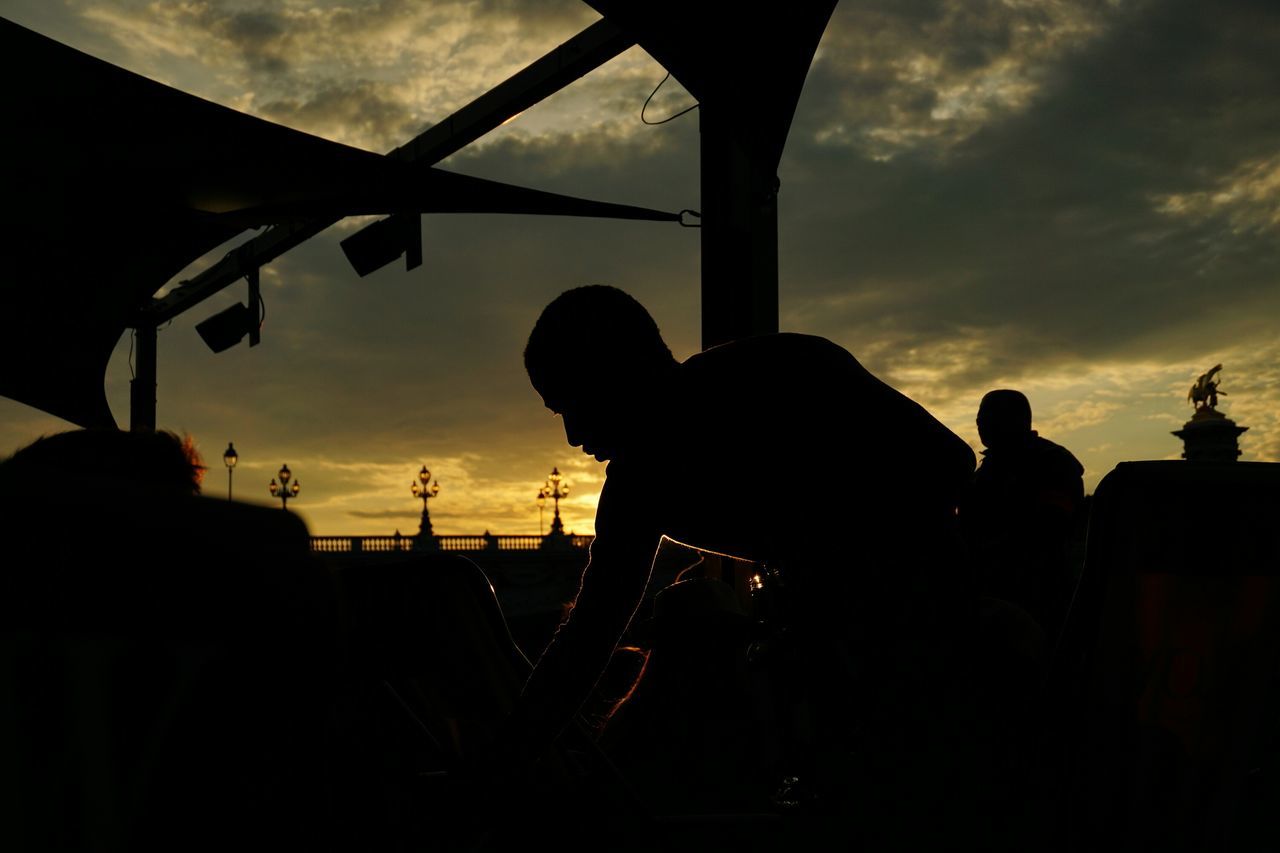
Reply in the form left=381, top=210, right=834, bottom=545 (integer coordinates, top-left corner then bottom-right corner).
left=65, top=0, right=610, bottom=151
left=470, top=0, right=596, bottom=37
left=220, top=10, right=290, bottom=74
left=780, top=0, right=1280, bottom=408
left=802, top=0, right=1118, bottom=157
left=258, top=79, right=422, bottom=148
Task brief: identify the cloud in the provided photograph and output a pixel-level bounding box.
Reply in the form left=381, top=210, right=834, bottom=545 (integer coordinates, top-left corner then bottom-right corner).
left=348, top=508, right=421, bottom=520
left=780, top=0, right=1280, bottom=405
left=68, top=0, right=656, bottom=152
left=256, top=78, right=423, bottom=146
left=801, top=0, right=1117, bottom=160
left=1154, top=153, right=1280, bottom=236
left=1036, top=399, right=1124, bottom=437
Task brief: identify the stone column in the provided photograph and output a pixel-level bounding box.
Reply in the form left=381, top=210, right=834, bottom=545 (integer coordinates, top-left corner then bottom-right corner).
left=1173, top=409, right=1248, bottom=462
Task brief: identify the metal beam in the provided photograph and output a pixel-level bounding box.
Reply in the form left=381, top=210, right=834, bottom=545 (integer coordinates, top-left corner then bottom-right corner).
left=145, top=18, right=635, bottom=326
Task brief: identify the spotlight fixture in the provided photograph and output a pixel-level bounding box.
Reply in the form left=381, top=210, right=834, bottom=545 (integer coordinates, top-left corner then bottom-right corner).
left=195, top=302, right=255, bottom=353
left=195, top=268, right=262, bottom=353
left=339, top=212, right=422, bottom=277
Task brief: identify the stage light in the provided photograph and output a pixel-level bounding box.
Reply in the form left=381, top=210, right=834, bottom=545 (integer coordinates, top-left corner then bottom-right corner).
left=339, top=213, right=422, bottom=277
left=195, top=302, right=255, bottom=353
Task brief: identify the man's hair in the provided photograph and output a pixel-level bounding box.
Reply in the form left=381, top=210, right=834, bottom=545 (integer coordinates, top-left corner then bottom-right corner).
left=524, top=285, right=675, bottom=396
left=0, top=429, right=204, bottom=496
left=978, top=389, right=1033, bottom=431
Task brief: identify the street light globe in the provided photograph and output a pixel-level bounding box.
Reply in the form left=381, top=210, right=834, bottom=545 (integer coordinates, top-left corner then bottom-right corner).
left=223, top=442, right=238, bottom=469
left=269, top=478, right=279, bottom=496
left=279, top=464, right=291, bottom=485
left=290, top=480, right=300, bottom=497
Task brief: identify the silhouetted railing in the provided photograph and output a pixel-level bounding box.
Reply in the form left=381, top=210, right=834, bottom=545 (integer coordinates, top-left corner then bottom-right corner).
left=310, top=533, right=594, bottom=553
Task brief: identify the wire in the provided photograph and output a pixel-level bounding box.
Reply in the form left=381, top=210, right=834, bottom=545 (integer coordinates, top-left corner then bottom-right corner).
left=641, top=72, right=699, bottom=125
left=258, top=289, right=267, bottom=328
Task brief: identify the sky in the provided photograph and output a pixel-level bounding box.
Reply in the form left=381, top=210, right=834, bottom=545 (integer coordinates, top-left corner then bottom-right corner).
left=1, top=0, right=1277, bottom=535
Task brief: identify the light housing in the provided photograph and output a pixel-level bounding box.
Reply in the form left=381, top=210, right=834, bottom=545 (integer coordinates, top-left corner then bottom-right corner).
left=339, top=213, right=421, bottom=277
left=195, top=302, right=255, bottom=353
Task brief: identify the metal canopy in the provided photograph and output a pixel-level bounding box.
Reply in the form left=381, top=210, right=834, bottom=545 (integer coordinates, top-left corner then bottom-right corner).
left=2, top=3, right=838, bottom=427
left=584, top=1, right=838, bottom=347
left=153, top=19, right=638, bottom=328
left=0, top=17, right=671, bottom=428
left=584, top=1, right=836, bottom=167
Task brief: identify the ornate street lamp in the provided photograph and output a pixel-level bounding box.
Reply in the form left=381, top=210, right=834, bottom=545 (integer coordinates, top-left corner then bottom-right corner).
left=222, top=441, right=238, bottom=500
left=537, top=488, right=546, bottom=535
left=411, top=464, right=441, bottom=550
left=539, top=467, right=569, bottom=536
left=269, top=463, right=300, bottom=510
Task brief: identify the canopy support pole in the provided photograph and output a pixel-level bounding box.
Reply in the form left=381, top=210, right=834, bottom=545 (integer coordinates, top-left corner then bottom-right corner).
left=699, top=104, right=779, bottom=349
left=130, top=322, right=156, bottom=432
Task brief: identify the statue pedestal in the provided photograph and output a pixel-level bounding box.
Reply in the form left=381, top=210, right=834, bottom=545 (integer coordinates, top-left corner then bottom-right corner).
left=1173, top=409, right=1248, bottom=462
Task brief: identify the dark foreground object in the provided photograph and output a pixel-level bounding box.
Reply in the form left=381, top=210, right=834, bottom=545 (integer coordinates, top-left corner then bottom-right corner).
left=3, top=461, right=1279, bottom=850
left=0, top=494, right=339, bottom=851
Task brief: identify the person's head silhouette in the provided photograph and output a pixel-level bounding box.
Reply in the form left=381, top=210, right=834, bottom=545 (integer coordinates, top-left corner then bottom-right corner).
left=525, top=286, right=677, bottom=462
left=0, top=428, right=204, bottom=497
left=976, top=389, right=1034, bottom=450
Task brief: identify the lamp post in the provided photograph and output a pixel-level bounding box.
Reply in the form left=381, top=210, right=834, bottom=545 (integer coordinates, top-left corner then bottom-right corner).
left=412, top=464, right=441, bottom=550
left=537, top=489, right=546, bottom=535
left=269, top=463, right=300, bottom=510
left=223, top=442, right=238, bottom=500
left=539, top=467, right=569, bottom=536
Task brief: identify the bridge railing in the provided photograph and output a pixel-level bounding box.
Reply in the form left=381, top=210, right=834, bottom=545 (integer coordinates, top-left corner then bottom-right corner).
left=310, top=533, right=594, bottom=553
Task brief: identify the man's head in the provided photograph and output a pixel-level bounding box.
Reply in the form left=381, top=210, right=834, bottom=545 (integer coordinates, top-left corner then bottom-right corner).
left=0, top=428, right=205, bottom=497
left=525, top=285, right=677, bottom=462
left=977, top=389, right=1033, bottom=450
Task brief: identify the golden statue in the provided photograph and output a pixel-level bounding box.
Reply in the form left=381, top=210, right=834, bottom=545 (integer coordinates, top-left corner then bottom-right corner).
left=1188, top=364, right=1226, bottom=412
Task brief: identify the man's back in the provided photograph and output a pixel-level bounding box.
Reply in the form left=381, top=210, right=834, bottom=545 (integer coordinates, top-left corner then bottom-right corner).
left=608, top=332, right=975, bottom=571
left=964, top=430, right=1085, bottom=626
left=515, top=291, right=980, bottom=786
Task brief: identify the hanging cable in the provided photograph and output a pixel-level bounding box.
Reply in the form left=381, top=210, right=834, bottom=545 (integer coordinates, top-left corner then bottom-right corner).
left=641, top=72, right=699, bottom=125
left=678, top=209, right=702, bottom=228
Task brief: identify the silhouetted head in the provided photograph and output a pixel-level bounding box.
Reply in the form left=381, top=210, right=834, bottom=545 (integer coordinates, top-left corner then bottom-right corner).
left=0, top=428, right=204, bottom=498
left=525, top=286, right=677, bottom=462
left=977, top=390, right=1033, bottom=450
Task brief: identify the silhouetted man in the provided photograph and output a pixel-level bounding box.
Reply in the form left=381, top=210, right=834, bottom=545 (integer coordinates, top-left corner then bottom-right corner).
left=961, top=389, right=1085, bottom=629
left=505, top=286, right=977, bottom=824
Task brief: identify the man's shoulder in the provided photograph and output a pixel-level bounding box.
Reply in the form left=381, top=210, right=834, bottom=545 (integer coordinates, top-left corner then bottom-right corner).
left=1029, top=435, right=1084, bottom=477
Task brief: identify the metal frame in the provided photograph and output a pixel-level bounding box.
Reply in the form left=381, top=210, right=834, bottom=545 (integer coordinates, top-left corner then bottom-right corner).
left=129, top=20, right=636, bottom=429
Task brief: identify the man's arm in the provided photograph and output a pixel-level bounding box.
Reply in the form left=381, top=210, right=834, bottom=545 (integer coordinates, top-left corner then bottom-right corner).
left=500, top=468, right=661, bottom=765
